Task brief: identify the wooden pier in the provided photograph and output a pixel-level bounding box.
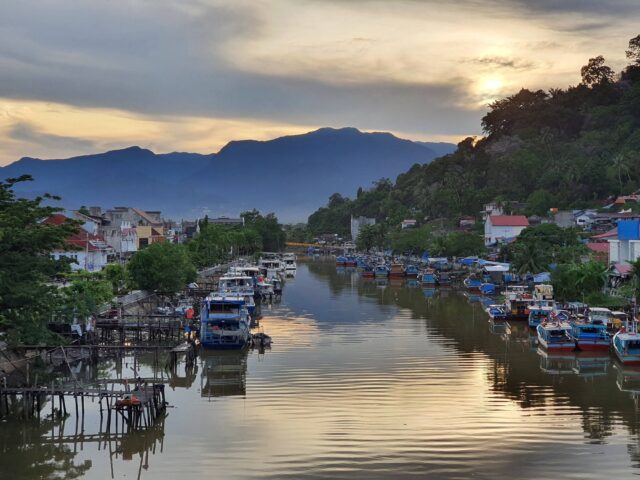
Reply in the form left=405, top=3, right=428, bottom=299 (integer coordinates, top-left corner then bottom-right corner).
left=0, top=381, right=167, bottom=432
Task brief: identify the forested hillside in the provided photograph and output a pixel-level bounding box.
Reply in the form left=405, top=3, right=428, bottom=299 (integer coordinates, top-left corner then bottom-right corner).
left=308, top=35, right=640, bottom=235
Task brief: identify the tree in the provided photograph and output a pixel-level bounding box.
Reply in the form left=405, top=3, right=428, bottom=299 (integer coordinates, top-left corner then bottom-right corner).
left=0, top=175, right=79, bottom=344
left=103, top=263, right=131, bottom=294
left=58, top=271, right=114, bottom=323
left=626, top=34, right=640, bottom=65
left=128, top=242, right=196, bottom=294
left=581, top=55, right=615, bottom=86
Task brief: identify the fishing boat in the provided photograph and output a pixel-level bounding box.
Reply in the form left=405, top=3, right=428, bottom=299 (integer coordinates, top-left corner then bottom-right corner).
left=336, top=255, right=347, bottom=266
left=503, top=285, right=532, bottom=320
left=361, top=265, right=375, bottom=278
left=537, top=321, right=574, bottom=351
left=528, top=306, right=553, bottom=329
left=570, top=321, right=610, bottom=351
left=405, top=265, right=420, bottom=278
left=486, top=304, right=508, bottom=320
left=613, top=330, right=640, bottom=365
left=587, top=307, right=614, bottom=333
left=344, top=256, right=358, bottom=267
left=374, top=264, right=389, bottom=278
left=420, top=269, right=438, bottom=287
left=463, top=277, right=482, bottom=292
left=480, top=283, right=497, bottom=295
left=389, top=263, right=406, bottom=278
left=259, top=258, right=284, bottom=279
left=200, top=295, right=251, bottom=350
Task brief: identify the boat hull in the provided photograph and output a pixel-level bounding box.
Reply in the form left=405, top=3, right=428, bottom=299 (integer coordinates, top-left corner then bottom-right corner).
left=575, top=340, right=609, bottom=351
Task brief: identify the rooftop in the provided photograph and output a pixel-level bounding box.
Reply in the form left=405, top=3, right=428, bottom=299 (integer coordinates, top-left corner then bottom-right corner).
left=488, top=215, right=529, bottom=227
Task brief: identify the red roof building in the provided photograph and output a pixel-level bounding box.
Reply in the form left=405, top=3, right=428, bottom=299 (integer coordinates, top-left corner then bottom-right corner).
left=488, top=215, right=530, bottom=227
left=485, top=215, right=530, bottom=246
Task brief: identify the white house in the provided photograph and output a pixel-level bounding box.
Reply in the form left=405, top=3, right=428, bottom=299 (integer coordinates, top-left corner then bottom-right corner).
left=101, top=221, right=138, bottom=256
left=45, top=214, right=114, bottom=272
left=484, top=215, right=530, bottom=246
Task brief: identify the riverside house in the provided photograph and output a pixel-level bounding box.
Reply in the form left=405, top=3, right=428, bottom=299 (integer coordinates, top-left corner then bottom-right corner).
left=484, top=215, right=530, bottom=246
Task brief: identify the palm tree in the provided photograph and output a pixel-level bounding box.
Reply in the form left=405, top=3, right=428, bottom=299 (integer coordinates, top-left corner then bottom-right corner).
left=611, top=152, right=632, bottom=189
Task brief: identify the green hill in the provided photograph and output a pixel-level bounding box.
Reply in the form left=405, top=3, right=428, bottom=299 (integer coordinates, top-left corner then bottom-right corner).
left=308, top=35, right=640, bottom=235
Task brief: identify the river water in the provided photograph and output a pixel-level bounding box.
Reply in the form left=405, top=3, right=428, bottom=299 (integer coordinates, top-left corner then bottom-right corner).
left=4, top=259, right=640, bottom=479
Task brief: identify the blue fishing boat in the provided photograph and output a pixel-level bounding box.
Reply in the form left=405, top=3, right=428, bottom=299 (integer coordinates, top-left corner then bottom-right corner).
left=528, top=306, right=553, bottom=329
left=486, top=304, right=507, bottom=320
left=613, top=331, right=640, bottom=366
left=200, top=295, right=251, bottom=350
left=571, top=321, right=609, bottom=351
left=480, top=283, right=497, bottom=295
left=336, top=255, right=347, bottom=266
left=361, top=265, right=375, bottom=278
left=537, top=322, right=574, bottom=351
left=420, top=270, right=438, bottom=286
left=463, top=277, right=482, bottom=292
left=374, top=264, right=389, bottom=278
left=405, top=265, right=420, bottom=278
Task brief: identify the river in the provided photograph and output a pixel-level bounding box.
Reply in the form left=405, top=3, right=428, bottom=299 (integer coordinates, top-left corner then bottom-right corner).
left=3, top=259, right=640, bottom=479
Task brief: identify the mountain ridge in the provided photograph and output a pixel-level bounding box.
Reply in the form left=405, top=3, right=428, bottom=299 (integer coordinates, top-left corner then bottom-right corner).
left=1, top=127, right=456, bottom=222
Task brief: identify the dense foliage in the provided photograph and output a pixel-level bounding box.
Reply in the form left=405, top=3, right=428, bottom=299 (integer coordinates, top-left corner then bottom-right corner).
left=503, top=224, right=587, bottom=273
left=128, top=242, right=196, bottom=294
left=0, top=175, right=79, bottom=344
left=309, top=36, right=640, bottom=235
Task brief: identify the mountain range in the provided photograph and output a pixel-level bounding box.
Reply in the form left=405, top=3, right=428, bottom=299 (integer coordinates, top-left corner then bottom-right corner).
left=0, top=127, right=455, bottom=222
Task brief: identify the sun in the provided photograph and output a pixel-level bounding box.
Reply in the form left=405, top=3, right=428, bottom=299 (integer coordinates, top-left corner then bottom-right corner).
left=482, top=77, right=504, bottom=93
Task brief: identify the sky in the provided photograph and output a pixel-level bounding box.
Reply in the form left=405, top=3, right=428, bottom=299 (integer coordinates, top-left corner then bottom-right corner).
left=0, top=0, right=639, bottom=165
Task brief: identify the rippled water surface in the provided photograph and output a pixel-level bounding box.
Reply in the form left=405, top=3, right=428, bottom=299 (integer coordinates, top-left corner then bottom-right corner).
left=5, top=260, right=640, bottom=479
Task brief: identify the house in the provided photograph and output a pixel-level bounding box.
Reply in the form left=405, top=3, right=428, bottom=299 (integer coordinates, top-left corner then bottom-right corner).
left=609, top=219, right=640, bottom=265
left=44, top=214, right=114, bottom=272
left=103, top=207, right=165, bottom=249
left=350, top=216, right=376, bottom=241
left=401, top=219, right=417, bottom=229
left=101, top=221, right=138, bottom=257
left=484, top=215, right=529, bottom=246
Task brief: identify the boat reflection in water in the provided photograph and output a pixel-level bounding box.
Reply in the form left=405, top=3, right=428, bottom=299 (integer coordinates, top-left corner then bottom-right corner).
left=200, top=350, right=249, bottom=398
left=537, top=349, right=610, bottom=378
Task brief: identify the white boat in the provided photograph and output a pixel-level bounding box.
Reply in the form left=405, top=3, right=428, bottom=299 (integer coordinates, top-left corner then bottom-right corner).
left=218, top=274, right=255, bottom=296
left=259, top=258, right=284, bottom=279
left=282, top=253, right=297, bottom=274
left=613, top=330, right=640, bottom=366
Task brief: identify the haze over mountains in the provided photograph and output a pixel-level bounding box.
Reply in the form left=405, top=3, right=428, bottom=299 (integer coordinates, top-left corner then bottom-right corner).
left=0, top=127, right=455, bottom=222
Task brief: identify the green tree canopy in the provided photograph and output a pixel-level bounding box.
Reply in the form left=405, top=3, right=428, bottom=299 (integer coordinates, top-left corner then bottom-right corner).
left=128, top=242, right=196, bottom=294
left=0, top=175, right=79, bottom=344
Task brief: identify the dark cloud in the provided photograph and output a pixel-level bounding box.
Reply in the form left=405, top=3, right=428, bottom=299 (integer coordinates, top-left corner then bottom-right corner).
left=467, top=56, right=535, bottom=70
left=8, top=122, right=96, bottom=150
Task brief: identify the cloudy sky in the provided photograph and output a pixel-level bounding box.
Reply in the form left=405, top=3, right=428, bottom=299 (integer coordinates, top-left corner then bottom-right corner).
left=0, top=0, right=638, bottom=165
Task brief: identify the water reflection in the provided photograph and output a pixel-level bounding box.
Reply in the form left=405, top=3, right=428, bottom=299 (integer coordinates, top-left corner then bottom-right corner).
left=10, top=261, right=640, bottom=478
left=200, top=350, right=248, bottom=398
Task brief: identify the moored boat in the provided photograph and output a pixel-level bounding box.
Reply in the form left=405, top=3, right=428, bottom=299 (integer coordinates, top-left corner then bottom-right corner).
left=537, top=321, right=574, bottom=351
left=463, top=277, right=482, bottom=292
left=486, top=304, right=507, bottom=320
left=336, top=255, right=347, bottom=266
left=200, top=295, right=251, bottom=350
left=570, top=321, right=610, bottom=351
left=528, top=306, right=553, bottom=329
left=374, top=264, right=389, bottom=278
left=389, top=263, right=405, bottom=278
left=405, top=265, right=420, bottom=278
left=613, top=331, right=640, bottom=365
left=420, top=269, right=438, bottom=287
